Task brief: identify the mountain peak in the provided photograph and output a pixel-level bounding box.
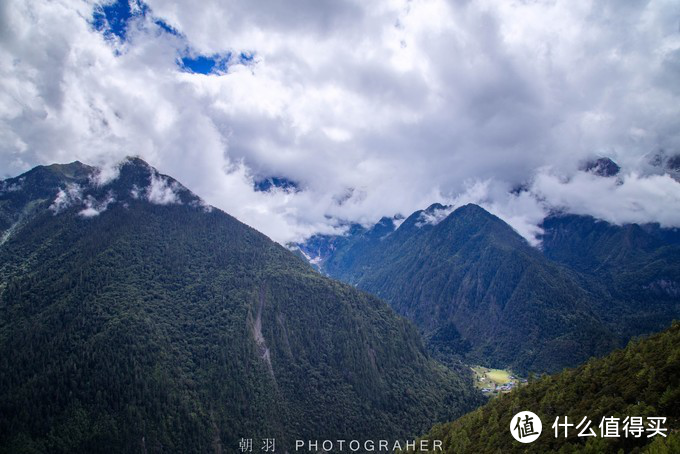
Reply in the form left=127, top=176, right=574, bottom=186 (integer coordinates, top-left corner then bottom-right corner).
left=1, top=158, right=211, bottom=229
left=7, top=160, right=94, bottom=188
left=451, top=203, right=490, bottom=217
left=253, top=175, right=301, bottom=193
left=425, top=202, right=449, bottom=212
left=365, top=216, right=397, bottom=239
left=43, top=161, right=95, bottom=179
left=430, top=204, right=499, bottom=230
left=435, top=203, right=530, bottom=252
left=582, top=157, right=621, bottom=177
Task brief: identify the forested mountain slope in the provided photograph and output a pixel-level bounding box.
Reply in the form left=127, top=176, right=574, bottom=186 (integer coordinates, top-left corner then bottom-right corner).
left=0, top=159, right=482, bottom=453
left=299, top=204, right=680, bottom=374
left=301, top=204, right=617, bottom=373
left=541, top=214, right=680, bottom=337
left=418, top=321, right=680, bottom=453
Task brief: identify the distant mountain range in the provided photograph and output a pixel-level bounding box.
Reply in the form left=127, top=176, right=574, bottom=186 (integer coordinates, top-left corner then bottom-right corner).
left=297, top=200, right=680, bottom=374
left=0, top=159, right=482, bottom=452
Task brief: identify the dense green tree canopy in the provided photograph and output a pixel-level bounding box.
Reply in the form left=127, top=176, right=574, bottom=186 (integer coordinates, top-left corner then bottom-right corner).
left=419, top=322, right=680, bottom=453
left=0, top=160, right=482, bottom=453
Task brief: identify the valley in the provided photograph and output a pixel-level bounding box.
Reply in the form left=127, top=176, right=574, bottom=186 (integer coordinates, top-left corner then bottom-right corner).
left=298, top=203, right=680, bottom=376
left=471, top=366, right=527, bottom=397
left=418, top=322, right=680, bottom=453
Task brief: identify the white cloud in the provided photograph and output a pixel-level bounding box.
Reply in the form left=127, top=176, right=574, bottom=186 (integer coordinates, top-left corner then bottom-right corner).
left=190, top=197, right=214, bottom=213
left=423, top=179, right=547, bottom=246
left=531, top=169, right=680, bottom=228
left=146, top=172, right=181, bottom=205
left=78, top=207, right=100, bottom=217
left=130, top=184, right=141, bottom=199
left=78, top=192, right=116, bottom=217
left=0, top=178, right=23, bottom=193
left=90, top=161, right=121, bottom=187
left=1, top=0, right=679, bottom=244
left=50, top=183, right=83, bottom=214
left=440, top=167, right=680, bottom=246
left=417, top=205, right=454, bottom=227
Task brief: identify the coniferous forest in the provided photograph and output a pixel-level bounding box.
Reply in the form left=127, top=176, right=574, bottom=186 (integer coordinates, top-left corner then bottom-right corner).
left=0, top=161, right=482, bottom=452
left=418, top=322, right=680, bottom=453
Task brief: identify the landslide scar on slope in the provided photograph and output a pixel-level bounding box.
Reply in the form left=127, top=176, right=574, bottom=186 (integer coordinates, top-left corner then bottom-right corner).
left=251, top=286, right=275, bottom=380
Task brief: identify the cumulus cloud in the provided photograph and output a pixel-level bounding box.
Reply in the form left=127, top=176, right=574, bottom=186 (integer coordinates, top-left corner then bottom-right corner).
left=1, top=0, right=680, bottom=244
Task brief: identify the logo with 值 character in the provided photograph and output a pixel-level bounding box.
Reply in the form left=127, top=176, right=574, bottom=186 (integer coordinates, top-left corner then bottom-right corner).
left=510, top=411, right=542, bottom=443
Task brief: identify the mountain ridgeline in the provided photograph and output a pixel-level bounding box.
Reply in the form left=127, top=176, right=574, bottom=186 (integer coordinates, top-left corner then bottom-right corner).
left=298, top=203, right=680, bottom=374
left=0, top=160, right=482, bottom=453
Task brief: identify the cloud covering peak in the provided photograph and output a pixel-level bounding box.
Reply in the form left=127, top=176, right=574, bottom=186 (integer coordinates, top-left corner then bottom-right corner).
left=1, top=0, right=679, bottom=244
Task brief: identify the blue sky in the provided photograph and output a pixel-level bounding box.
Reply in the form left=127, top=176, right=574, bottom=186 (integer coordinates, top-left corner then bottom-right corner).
left=93, top=0, right=237, bottom=75
left=93, top=0, right=137, bottom=40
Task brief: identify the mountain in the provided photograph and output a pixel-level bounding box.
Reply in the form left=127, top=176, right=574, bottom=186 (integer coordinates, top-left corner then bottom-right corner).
left=581, top=157, right=621, bottom=177
left=418, top=321, right=680, bottom=453
left=300, top=204, right=680, bottom=374
left=649, top=151, right=680, bottom=182
left=252, top=176, right=300, bottom=193
left=0, top=159, right=482, bottom=453
left=296, top=216, right=399, bottom=273
left=540, top=214, right=680, bottom=337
